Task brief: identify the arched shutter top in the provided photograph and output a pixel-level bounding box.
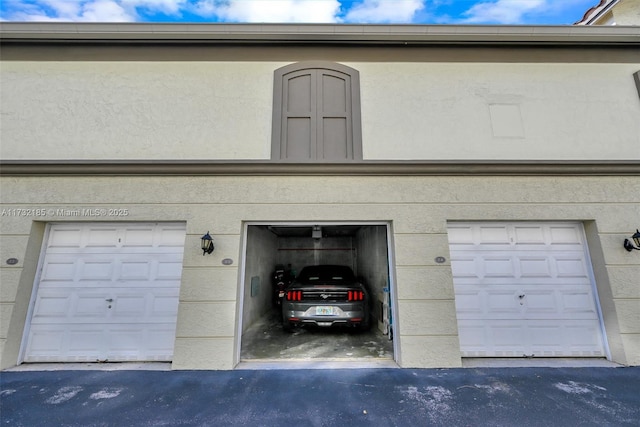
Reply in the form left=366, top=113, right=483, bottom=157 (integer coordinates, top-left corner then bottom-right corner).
left=272, top=62, right=362, bottom=162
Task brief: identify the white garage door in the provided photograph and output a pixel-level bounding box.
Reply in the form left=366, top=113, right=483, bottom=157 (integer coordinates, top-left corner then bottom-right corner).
left=447, top=222, right=605, bottom=358
left=23, top=223, right=186, bottom=362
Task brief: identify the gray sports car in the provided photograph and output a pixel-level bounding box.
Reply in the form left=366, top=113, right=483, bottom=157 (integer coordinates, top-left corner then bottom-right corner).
left=282, top=265, right=370, bottom=331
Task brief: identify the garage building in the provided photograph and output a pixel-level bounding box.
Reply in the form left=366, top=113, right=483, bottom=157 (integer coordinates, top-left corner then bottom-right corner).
left=1, top=23, right=639, bottom=370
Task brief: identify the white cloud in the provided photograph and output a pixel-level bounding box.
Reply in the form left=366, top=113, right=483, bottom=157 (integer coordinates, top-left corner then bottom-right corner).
left=80, top=0, right=134, bottom=21
left=3, top=0, right=135, bottom=22
left=121, top=0, right=186, bottom=15
left=41, top=0, right=82, bottom=19
left=461, top=0, right=546, bottom=24
left=344, top=0, right=425, bottom=23
left=191, top=0, right=341, bottom=23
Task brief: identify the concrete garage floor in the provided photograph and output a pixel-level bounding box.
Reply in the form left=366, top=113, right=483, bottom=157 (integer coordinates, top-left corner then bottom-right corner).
left=238, top=310, right=396, bottom=369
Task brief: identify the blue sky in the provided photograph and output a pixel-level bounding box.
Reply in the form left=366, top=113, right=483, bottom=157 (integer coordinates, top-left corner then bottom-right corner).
left=0, top=1, right=600, bottom=25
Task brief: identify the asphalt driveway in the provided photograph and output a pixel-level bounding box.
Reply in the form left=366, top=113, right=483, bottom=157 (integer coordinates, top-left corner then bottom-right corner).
left=1, top=367, right=639, bottom=426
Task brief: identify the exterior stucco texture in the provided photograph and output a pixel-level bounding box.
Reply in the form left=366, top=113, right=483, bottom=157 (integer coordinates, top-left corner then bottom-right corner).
left=1, top=176, right=638, bottom=369
left=1, top=62, right=639, bottom=161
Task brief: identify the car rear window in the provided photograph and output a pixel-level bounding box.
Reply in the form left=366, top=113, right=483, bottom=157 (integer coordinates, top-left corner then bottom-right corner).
left=298, top=266, right=355, bottom=282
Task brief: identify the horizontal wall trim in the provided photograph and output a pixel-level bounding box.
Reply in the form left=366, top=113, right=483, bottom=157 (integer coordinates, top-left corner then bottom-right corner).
left=1, top=161, right=639, bottom=176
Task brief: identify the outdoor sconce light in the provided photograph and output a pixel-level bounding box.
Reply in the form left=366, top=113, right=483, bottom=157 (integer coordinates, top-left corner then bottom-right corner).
left=312, top=225, right=322, bottom=239
left=201, top=231, right=215, bottom=255
left=623, top=229, right=640, bottom=252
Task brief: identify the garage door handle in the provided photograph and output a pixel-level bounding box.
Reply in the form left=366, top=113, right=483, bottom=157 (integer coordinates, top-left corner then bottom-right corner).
left=105, top=298, right=114, bottom=302
left=518, top=294, right=525, bottom=299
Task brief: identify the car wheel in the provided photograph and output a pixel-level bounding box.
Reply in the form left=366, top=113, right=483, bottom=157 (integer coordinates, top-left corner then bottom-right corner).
left=282, top=319, right=293, bottom=332
left=353, top=316, right=370, bottom=333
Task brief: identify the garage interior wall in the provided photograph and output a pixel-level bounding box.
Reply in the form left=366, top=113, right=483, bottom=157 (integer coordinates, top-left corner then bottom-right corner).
left=242, top=226, right=278, bottom=334
left=355, top=227, right=389, bottom=291
left=355, top=227, right=391, bottom=331
left=0, top=175, right=638, bottom=370
left=276, top=236, right=356, bottom=273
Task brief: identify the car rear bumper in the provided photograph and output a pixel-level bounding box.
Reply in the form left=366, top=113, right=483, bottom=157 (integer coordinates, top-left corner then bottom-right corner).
left=283, top=304, right=368, bottom=327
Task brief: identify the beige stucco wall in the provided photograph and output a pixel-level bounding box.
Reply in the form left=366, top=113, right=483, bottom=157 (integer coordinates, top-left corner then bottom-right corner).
left=358, top=63, right=640, bottom=160
left=613, top=0, right=640, bottom=25
left=1, top=61, right=639, bottom=161
left=1, top=175, right=638, bottom=369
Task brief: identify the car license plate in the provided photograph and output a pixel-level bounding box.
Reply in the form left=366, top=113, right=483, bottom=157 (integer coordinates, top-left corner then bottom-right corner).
left=316, top=306, right=334, bottom=316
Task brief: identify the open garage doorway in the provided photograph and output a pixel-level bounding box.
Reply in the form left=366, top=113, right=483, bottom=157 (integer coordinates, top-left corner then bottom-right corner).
left=237, top=222, right=397, bottom=368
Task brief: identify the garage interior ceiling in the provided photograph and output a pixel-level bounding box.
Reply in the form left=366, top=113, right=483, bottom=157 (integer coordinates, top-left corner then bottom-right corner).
left=267, top=225, right=362, bottom=238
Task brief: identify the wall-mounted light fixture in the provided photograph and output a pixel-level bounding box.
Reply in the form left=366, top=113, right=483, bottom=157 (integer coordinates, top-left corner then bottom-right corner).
left=623, top=229, right=640, bottom=252
left=201, top=231, right=215, bottom=255
left=312, top=225, right=322, bottom=239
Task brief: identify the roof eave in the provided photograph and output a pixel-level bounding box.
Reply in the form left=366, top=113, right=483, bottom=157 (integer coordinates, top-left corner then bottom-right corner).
left=1, top=23, right=639, bottom=46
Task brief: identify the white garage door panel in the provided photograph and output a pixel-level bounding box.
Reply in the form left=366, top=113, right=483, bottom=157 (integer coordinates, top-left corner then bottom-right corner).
left=46, top=224, right=186, bottom=253
left=454, top=285, right=600, bottom=320
left=26, top=324, right=177, bottom=362
left=27, top=328, right=104, bottom=362
left=24, top=223, right=186, bottom=363
left=451, top=254, right=590, bottom=283
left=458, top=320, right=605, bottom=357
left=448, top=222, right=605, bottom=358
left=31, top=288, right=179, bottom=322
left=39, top=255, right=184, bottom=286
left=448, top=224, right=581, bottom=245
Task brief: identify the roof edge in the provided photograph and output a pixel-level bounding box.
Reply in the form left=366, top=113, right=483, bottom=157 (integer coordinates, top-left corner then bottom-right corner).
left=574, top=0, right=621, bottom=25
left=1, top=23, right=639, bottom=45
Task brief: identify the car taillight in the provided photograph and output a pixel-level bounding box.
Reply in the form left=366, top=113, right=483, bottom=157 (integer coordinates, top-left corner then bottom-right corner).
left=287, top=290, right=303, bottom=301
left=348, top=291, right=365, bottom=301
